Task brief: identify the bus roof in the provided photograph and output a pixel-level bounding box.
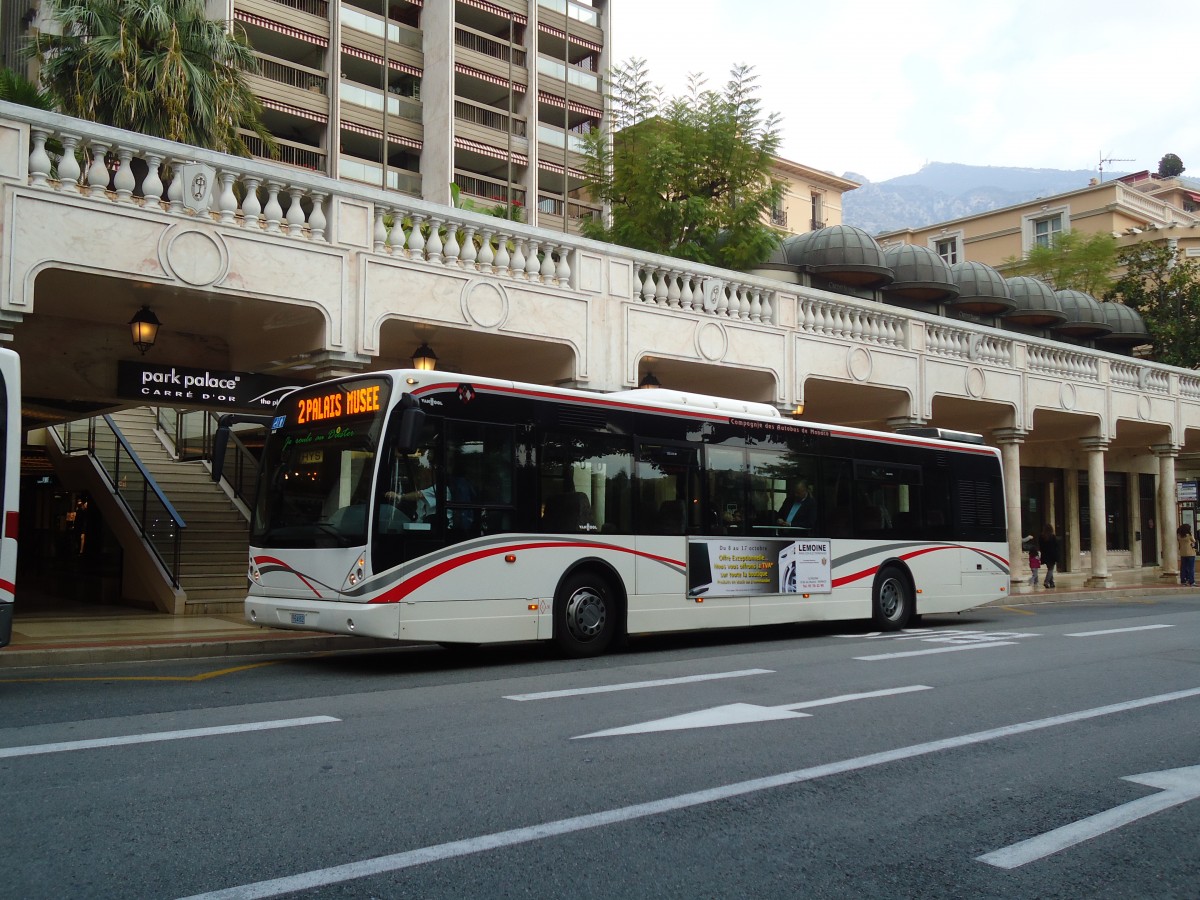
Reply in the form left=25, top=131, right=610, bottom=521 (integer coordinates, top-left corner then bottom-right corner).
left=325, top=369, right=996, bottom=454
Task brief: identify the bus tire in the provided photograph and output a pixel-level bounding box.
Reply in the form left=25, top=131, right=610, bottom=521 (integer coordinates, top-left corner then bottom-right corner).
left=872, top=565, right=912, bottom=631
left=554, top=571, right=617, bottom=658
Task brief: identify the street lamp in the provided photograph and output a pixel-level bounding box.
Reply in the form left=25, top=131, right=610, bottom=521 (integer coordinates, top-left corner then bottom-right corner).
left=411, top=341, right=438, bottom=371
left=129, top=306, right=161, bottom=354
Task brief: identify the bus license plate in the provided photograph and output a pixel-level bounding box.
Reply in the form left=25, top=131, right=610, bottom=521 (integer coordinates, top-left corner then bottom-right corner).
left=290, top=612, right=306, bottom=625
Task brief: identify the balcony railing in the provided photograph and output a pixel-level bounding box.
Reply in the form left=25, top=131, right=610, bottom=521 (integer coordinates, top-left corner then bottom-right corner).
left=536, top=55, right=600, bottom=92
left=454, top=170, right=526, bottom=208
left=252, top=52, right=328, bottom=94
left=341, top=81, right=422, bottom=121
left=537, top=194, right=601, bottom=222
left=536, top=0, right=600, bottom=26
left=340, top=4, right=422, bottom=48
left=456, top=99, right=526, bottom=137
left=454, top=25, right=527, bottom=67
left=340, top=156, right=421, bottom=195
left=536, top=122, right=587, bottom=154
left=241, top=132, right=326, bottom=171
left=269, top=0, right=329, bottom=16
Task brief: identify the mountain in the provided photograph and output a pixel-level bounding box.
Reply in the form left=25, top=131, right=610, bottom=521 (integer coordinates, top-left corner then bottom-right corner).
left=842, top=162, right=1127, bottom=236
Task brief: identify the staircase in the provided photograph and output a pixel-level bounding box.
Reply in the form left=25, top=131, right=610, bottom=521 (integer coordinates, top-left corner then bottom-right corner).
left=109, top=409, right=250, bottom=615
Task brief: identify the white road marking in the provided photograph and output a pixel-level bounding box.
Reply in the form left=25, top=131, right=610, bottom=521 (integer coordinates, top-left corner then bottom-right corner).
left=978, top=763, right=1200, bottom=869
left=574, top=685, right=934, bottom=738
left=0, top=716, right=340, bottom=759
left=176, top=686, right=1200, bottom=900
left=1065, top=624, right=1175, bottom=637
left=855, top=642, right=1016, bottom=661
left=503, top=668, right=774, bottom=701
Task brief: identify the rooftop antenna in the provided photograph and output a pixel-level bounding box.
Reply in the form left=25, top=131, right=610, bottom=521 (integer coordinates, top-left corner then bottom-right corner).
left=1098, top=152, right=1133, bottom=182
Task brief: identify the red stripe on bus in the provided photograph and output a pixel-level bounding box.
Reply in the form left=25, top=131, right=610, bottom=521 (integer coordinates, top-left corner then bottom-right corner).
left=253, top=555, right=326, bottom=597
left=370, top=541, right=686, bottom=604
left=0, top=578, right=13, bottom=597
left=831, top=545, right=984, bottom=588
left=4, top=511, right=16, bottom=541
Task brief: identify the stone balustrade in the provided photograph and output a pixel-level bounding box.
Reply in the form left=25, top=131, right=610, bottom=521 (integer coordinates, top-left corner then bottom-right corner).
left=5, top=100, right=1200, bottom=449
left=799, top=296, right=905, bottom=347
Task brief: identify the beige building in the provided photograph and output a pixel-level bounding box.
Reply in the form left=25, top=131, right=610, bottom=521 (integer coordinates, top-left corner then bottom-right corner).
left=769, top=158, right=858, bottom=235
left=875, top=170, right=1200, bottom=273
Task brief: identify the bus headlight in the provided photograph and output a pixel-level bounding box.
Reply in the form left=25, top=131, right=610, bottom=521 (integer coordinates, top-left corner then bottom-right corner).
left=343, top=555, right=367, bottom=589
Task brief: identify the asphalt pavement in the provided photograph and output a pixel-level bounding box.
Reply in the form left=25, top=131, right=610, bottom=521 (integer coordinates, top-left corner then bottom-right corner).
left=2, top=568, right=1191, bottom=669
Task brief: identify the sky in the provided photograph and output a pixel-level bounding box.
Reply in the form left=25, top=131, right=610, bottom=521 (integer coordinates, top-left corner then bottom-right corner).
left=609, top=0, right=1199, bottom=183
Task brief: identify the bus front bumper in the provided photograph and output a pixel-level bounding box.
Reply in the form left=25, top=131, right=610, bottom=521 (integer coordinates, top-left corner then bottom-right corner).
left=246, top=596, right=401, bottom=640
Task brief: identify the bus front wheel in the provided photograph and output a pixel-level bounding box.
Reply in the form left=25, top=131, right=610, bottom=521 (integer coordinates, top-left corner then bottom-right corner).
left=872, top=565, right=913, bottom=631
left=554, top=572, right=617, bottom=658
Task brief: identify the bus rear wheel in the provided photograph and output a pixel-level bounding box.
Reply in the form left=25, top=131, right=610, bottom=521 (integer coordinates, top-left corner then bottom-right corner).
left=554, top=572, right=617, bottom=658
left=872, top=565, right=913, bottom=631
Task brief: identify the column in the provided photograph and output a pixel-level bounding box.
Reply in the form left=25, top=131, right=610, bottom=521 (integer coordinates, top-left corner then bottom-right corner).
left=992, top=428, right=1027, bottom=585
left=1153, top=444, right=1179, bottom=579
left=1081, top=437, right=1111, bottom=586
left=1065, top=469, right=1081, bottom=573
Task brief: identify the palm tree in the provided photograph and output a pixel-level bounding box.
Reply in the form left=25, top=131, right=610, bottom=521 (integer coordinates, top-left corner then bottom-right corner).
left=28, top=0, right=275, bottom=156
left=0, top=68, right=54, bottom=110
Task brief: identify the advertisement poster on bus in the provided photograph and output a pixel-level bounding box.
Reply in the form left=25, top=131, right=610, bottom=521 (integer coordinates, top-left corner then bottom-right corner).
left=688, top=538, right=832, bottom=597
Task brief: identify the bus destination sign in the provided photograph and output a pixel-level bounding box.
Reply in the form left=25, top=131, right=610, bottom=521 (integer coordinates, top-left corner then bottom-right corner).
left=285, top=379, right=389, bottom=427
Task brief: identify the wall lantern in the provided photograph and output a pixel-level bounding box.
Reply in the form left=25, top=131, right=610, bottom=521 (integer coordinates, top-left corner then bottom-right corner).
left=129, top=306, right=161, bottom=354
left=411, top=342, right=438, bottom=371
left=638, top=372, right=661, bottom=389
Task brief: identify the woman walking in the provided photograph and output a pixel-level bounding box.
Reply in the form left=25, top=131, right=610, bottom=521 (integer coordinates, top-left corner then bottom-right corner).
left=1178, top=524, right=1196, bottom=587
left=1039, top=524, right=1059, bottom=588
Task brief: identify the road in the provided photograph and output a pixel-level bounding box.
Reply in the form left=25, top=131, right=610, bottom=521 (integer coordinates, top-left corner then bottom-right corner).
left=2, top=597, right=1198, bottom=899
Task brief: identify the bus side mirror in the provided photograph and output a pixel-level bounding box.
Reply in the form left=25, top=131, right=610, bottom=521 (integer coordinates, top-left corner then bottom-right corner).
left=394, top=395, right=425, bottom=451
left=211, top=425, right=231, bottom=483
left=210, top=413, right=274, bottom=483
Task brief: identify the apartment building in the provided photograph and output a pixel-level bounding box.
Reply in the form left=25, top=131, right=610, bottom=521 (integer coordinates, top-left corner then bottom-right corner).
left=189, top=0, right=610, bottom=232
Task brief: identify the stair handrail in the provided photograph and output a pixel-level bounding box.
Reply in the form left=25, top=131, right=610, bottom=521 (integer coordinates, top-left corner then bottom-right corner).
left=54, top=415, right=187, bottom=585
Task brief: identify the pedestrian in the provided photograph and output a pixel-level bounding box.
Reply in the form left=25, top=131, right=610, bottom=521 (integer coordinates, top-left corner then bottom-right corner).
left=1039, top=524, right=1059, bottom=588
left=1177, top=524, right=1196, bottom=586
left=1028, top=544, right=1041, bottom=587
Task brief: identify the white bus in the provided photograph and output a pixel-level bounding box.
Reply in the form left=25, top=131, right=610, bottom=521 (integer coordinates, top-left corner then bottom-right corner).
left=0, top=346, right=19, bottom=649
left=235, top=370, right=1009, bottom=657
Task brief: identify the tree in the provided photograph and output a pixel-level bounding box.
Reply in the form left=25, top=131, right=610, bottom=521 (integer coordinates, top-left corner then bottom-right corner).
left=1107, top=242, right=1200, bottom=368
left=580, top=59, right=784, bottom=271
left=28, top=0, right=274, bottom=156
left=1001, top=230, right=1118, bottom=295
left=1158, top=153, right=1185, bottom=178
left=0, top=68, right=54, bottom=110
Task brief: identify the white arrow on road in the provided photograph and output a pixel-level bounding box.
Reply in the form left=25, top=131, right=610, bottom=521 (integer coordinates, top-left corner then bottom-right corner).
left=574, top=685, right=932, bottom=738
left=978, top=763, right=1200, bottom=869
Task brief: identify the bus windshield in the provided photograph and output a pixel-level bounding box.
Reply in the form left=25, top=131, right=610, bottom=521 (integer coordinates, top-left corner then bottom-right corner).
left=252, top=376, right=392, bottom=548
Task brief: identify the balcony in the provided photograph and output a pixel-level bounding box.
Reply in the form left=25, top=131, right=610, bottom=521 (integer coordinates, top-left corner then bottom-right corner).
left=536, top=0, right=600, bottom=27
left=456, top=98, right=526, bottom=138
left=454, top=25, right=527, bottom=68
left=341, top=81, right=422, bottom=121
left=536, top=122, right=587, bottom=155
left=268, top=0, right=329, bottom=15
left=340, top=4, right=422, bottom=48
left=454, top=170, right=526, bottom=209
left=252, top=51, right=328, bottom=94
left=536, top=55, right=600, bottom=93
left=339, top=156, right=421, bottom=195
left=242, top=132, right=327, bottom=171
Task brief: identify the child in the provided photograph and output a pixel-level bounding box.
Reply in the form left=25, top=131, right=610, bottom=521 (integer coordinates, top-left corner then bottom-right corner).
left=1028, top=547, right=1041, bottom=587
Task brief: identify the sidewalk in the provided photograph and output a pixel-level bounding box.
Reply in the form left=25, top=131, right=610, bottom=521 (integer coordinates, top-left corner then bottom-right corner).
left=1, top=568, right=1191, bottom=669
